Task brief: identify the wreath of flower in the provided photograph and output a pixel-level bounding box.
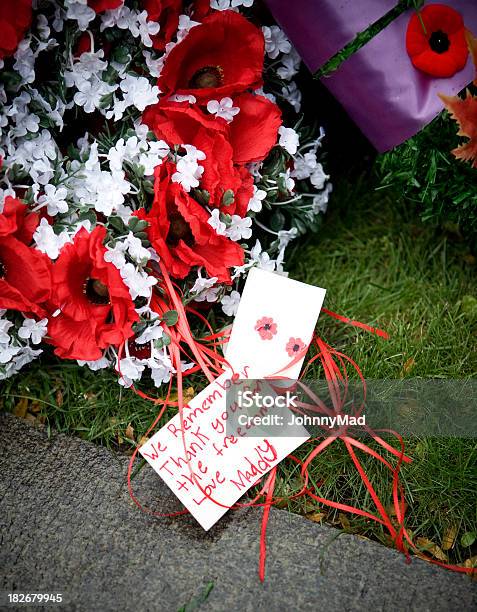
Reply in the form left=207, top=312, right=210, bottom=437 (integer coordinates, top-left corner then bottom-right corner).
left=0, top=0, right=331, bottom=386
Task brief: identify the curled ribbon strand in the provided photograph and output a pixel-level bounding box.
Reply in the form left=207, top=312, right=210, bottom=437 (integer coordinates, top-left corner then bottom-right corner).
left=125, top=268, right=475, bottom=579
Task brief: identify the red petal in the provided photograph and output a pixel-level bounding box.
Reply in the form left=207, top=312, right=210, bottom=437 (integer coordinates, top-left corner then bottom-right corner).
left=229, top=93, right=282, bottom=164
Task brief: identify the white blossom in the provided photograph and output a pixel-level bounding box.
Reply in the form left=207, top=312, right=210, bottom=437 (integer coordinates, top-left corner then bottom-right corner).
left=168, top=94, right=197, bottom=103
left=33, top=219, right=70, bottom=259
left=277, top=48, right=301, bottom=80
left=281, top=81, right=302, bottom=113
left=18, top=318, right=48, bottom=345
left=136, top=319, right=163, bottom=344
left=250, top=239, right=277, bottom=272
left=312, top=183, right=333, bottom=214
left=0, top=319, right=13, bottom=344
left=0, top=344, right=21, bottom=364
left=247, top=186, right=266, bottom=212
left=291, top=151, right=318, bottom=180
left=208, top=209, right=227, bottom=235
left=221, top=290, right=241, bottom=316
left=226, top=215, right=252, bottom=241
left=191, top=275, right=219, bottom=302
left=74, top=79, right=117, bottom=114
left=262, top=25, right=291, bottom=59
left=207, top=98, right=240, bottom=123
left=120, top=263, right=157, bottom=300
left=280, top=169, right=295, bottom=193
left=149, top=353, right=174, bottom=387
left=172, top=157, right=204, bottom=191
left=143, top=50, right=164, bottom=78
left=66, top=2, right=96, bottom=30
left=77, top=356, right=111, bottom=370
left=310, top=164, right=329, bottom=190
left=118, top=356, right=145, bottom=387
left=125, top=232, right=151, bottom=263
left=38, top=184, right=68, bottom=216
left=278, top=126, right=299, bottom=155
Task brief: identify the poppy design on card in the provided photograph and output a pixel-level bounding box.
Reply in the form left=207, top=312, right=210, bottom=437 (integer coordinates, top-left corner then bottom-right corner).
left=286, top=337, right=306, bottom=357
left=255, top=316, right=277, bottom=340
left=406, top=4, right=468, bottom=78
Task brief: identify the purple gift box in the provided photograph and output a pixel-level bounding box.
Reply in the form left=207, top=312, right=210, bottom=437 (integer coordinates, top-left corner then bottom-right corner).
left=265, top=0, right=477, bottom=152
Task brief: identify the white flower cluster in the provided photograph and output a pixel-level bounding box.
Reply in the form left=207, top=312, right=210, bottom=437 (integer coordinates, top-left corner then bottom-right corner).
left=0, top=313, right=45, bottom=381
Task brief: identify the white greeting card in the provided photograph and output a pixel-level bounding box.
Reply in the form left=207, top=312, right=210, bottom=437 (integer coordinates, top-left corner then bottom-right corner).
left=225, top=267, right=326, bottom=378
left=139, top=268, right=326, bottom=530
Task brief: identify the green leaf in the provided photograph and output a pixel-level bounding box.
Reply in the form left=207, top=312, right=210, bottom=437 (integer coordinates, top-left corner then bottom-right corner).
left=134, top=219, right=149, bottom=232
left=112, top=46, right=130, bottom=64
left=270, top=210, right=285, bottom=232
left=192, top=189, right=210, bottom=206
left=460, top=531, right=476, bottom=547
left=128, top=217, right=139, bottom=231
left=162, top=310, right=179, bottom=327
left=222, top=189, right=235, bottom=207
left=109, top=216, right=125, bottom=232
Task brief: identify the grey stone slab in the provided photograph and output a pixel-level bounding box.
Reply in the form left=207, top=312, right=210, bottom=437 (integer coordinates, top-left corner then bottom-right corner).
left=0, top=413, right=475, bottom=612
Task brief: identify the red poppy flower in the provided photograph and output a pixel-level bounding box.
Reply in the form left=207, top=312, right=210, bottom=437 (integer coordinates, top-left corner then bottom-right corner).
left=255, top=316, right=277, bottom=340
left=135, top=162, right=244, bottom=282
left=142, top=94, right=280, bottom=212
left=47, top=226, right=138, bottom=361
left=159, top=10, right=264, bottom=101
left=0, top=0, right=32, bottom=60
left=406, top=4, right=468, bottom=78
left=88, top=0, right=124, bottom=13
left=285, top=337, right=306, bottom=357
left=0, top=235, right=51, bottom=318
left=0, top=196, right=39, bottom=244
left=143, top=101, right=248, bottom=213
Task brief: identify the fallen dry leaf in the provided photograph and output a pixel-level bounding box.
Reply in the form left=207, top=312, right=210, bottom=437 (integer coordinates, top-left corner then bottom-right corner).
left=306, top=511, right=327, bottom=523
left=339, top=513, right=351, bottom=531
left=442, top=525, right=458, bottom=551
left=463, top=253, right=476, bottom=266
left=461, top=555, right=477, bottom=568
left=55, top=389, right=64, bottom=407
left=29, top=401, right=41, bottom=414
left=125, top=423, right=135, bottom=441
left=386, top=503, right=408, bottom=528
left=13, top=398, right=28, bottom=418
left=416, top=537, right=448, bottom=562
left=402, top=357, right=416, bottom=375
left=184, top=386, right=196, bottom=402
left=461, top=556, right=477, bottom=581
left=439, top=91, right=477, bottom=169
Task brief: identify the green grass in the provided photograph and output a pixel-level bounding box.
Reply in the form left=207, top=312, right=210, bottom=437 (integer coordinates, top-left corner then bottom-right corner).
left=1, top=174, right=476, bottom=565
left=277, top=177, right=477, bottom=564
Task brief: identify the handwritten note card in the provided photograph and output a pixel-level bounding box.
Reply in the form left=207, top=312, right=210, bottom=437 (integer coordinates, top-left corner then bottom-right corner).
left=139, top=268, right=326, bottom=530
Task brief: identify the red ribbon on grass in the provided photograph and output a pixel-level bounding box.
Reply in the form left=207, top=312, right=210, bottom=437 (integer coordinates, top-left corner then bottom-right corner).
left=125, top=267, right=475, bottom=580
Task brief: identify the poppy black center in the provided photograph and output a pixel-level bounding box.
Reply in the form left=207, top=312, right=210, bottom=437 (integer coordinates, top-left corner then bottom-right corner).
left=84, top=278, right=110, bottom=305
left=167, top=212, right=194, bottom=247
left=189, top=65, right=224, bottom=89
left=0, top=258, right=6, bottom=279
left=264, top=323, right=271, bottom=330
left=429, top=30, right=450, bottom=54
left=293, top=344, right=300, bottom=352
